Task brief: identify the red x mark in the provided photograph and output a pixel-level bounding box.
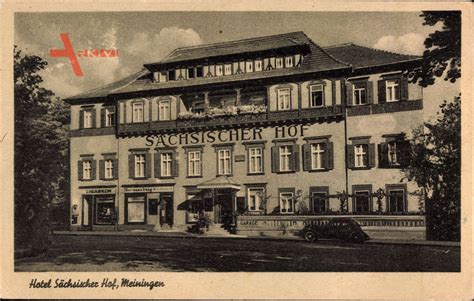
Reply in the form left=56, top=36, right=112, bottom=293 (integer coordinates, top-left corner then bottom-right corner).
left=50, top=33, right=83, bottom=76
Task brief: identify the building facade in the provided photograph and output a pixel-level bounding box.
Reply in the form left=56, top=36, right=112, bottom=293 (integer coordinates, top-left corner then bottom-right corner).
left=67, top=32, right=426, bottom=239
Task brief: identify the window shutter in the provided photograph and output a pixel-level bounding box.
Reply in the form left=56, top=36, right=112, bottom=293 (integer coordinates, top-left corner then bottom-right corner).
left=367, top=81, right=374, bottom=104
left=400, top=77, right=409, bottom=101
left=90, top=160, right=97, bottom=180
left=154, top=152, right=161, bottom=178
left=346, top=145, right=355, bottom=169
left=378, top=80, right=386, bottom=103
left=379, top=143, right=388, bottom=168
left=271, top=146, right=279, bottom=173
left=113, top=159, right=118, bottom=179
left=172, top=152, right=179, bottom=177
left=79, top=110, right=84, bottom=129
left=91, top=108, right=96, bottom=128
left=398, top=140, right=411, bottom=167
left=345, top=82, right=353, bottom=106
left=368, top=143, right=376, bottom=168
left=99, top=160, right=105, bottom=180
left=128, top=154, right=135, bottom=179
left=78, top=160, right=83, bottom=180
left=146, top=153, right=152, bottom=178
left=302, top=143, right=311, bottom=171
left=326, top=142, right=334, bottom=170
left=292, top=144, right=300, bottom=172
left=100, top=108, right=106, bottom=127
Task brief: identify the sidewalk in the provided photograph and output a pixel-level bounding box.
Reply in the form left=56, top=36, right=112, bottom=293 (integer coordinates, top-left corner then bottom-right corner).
left=52, top=230, right=460, bottom=247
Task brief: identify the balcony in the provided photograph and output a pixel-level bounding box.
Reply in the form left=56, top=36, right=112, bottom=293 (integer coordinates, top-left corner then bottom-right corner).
left=117, top=105, right=343, bottom=136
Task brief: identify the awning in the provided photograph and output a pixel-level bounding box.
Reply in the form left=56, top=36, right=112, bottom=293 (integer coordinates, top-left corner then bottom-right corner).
left=197, top=176, right=241, bottom=190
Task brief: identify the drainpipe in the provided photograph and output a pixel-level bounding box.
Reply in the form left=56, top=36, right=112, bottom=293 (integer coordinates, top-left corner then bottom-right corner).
left=342, top=78, right=349, bottom=212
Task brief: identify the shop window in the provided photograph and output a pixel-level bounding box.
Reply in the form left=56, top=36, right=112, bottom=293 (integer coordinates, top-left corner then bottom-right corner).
left=248, top=147, right=263, bottom=174
left=132, top=102, right=144, bottom=123
left=309, top=84, right=324, bottom=107
left=149, top=199, right=159, bottom=215
left=217, top=148, right=232, bottom=175
left=187, top=150, right=202, bottom=177
left=279, top=191, right=294, bottom=214
left=248, top=187, right=264, bottom=211
left=95, top=196, right=115, bottom=225
left=158, top=100, right=171, bottom=121
left=277, top=88, right=291, bottom=111
left=126, top=195, right=146, bottom=223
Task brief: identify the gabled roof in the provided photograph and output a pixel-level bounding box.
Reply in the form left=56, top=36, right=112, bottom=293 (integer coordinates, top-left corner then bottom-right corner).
left=147, top=31, right=314, bottom=67
left=65, top=69, right=150, bottom=102
left=322, top=43, right=421, bottom=69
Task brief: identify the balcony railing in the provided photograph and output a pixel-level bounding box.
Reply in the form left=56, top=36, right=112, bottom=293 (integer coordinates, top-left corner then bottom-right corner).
left=117, top=105, right=343, bottom=136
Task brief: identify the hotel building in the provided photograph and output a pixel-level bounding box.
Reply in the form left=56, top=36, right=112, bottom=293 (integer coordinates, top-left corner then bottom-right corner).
left=66, top=31, right=426, bottom=239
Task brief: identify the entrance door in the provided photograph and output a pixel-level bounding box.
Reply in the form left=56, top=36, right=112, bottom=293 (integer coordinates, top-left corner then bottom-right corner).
left=215, top=193, right=233, bottom=226
left=82, top=195, right=93, bottom=228
left=159, top=193, right=174, bottom=227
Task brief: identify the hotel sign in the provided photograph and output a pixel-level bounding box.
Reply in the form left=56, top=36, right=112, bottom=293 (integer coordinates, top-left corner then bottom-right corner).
left=124, top=186, right=174, bottom=193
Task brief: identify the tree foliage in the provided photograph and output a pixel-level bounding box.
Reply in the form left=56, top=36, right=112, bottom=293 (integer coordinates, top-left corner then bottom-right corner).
left=405, top=96, right=460, bottom=241
left=410, top=11, right=461, bottom=87
left=14, top=46, right=70, bottom=255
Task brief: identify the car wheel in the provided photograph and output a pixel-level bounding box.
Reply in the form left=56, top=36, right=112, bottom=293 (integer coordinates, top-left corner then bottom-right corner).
left=304, top=231, right=318, bottom=243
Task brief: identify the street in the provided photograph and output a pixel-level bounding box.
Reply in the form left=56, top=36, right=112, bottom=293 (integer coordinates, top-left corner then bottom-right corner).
left=15, top=235, right=460, bottom=272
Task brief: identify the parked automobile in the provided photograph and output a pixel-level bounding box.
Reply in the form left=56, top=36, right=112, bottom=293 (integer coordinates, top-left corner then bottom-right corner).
left=299, top=218, right=370, bottom=243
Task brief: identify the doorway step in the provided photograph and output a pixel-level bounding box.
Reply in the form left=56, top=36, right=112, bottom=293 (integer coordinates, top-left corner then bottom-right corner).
left=204, top=223, right=232, bottom=236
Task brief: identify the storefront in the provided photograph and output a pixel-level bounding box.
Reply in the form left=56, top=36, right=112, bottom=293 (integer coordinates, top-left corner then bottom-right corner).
left=79, top=187, right=116, bottom=229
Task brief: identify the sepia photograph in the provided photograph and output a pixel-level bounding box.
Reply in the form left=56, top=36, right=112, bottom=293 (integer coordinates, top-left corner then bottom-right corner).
left=11, top=10, right=463, bottom=273
left=2, top=2, right=471, bottom=298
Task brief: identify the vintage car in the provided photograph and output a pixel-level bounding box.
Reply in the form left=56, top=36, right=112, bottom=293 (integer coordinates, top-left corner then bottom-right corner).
left=299, top=218, right=370, bottom=243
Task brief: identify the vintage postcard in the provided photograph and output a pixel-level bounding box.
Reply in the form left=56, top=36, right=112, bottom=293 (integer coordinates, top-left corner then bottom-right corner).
left=0, top=0, right=472, bottom=299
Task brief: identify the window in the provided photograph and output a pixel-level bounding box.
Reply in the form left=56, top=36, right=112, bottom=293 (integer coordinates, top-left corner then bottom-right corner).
left=160, top=153, right=172, bottom=177
left=353, top=82, right=367, bottom=105
left=224, top=64, right=232, bottom=75
left=387, top=141, right=398, bottom=165
left=127, top=196, right=145, bottom=223
left=285, top=56, right=294, bottom=67
left=134, top=154, right=146, bottom=178
left=309, top=84, right=324, bottom=107
left=132, top=102, right=144, bottom=123
left=188, top=150, right=202, bottom=177
left=279, top=145, right=292, bottom=172
left=82, top=160, right=92, bottom=180
left=196, top=66, right=203, bottom=78
left=311, top=192, right=327, bottom=214
left=105, top=108, right=115, bottom=127
left=354, top=144, right=368, bottom=168
left=187, top=67, right=195, bottom=79
left=388, top=189, right=405, bottom=213
left=386, top=79, right=400, bottom=102
left=104, top=159, right=114, bottom=179
left=311, top=143, right=325, bottom=170
left=95, top=196, right=114, bottom=225
left=158, top=100, right=171, bottom=121
left=218, top=149, right=232, bottom=175
left=277, top=88, right=291, bottom=111
left=248, top=147, right=263, bottom=174
left=280, top=192, right=294, bottom=214
left=215, top=65, right=224, bottom=76
left=275, top=57, right=284, bottom=69
left=246, top=61, right=253, bottom=73
left=83, top=110, right=93, bottom=128
left=168, top=70, right=176, bottom=81
left=254, top=60, right=263, bottom=71
left=354, top=190, right=371, bottom=213
left=248, top=188, right=264, bottom=211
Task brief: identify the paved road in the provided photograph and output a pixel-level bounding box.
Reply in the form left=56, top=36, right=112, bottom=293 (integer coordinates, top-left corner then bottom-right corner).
left=15, top=235, right=460, bottom=272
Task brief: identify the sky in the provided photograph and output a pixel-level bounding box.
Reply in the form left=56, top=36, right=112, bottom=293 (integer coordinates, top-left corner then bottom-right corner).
left=14, top=11, right=460, bottom=121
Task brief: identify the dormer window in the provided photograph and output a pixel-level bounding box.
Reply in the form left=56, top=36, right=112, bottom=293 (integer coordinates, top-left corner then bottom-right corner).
left=168, top=70, right=176, bottom=81
left=285, top=56, right=294, bottom=68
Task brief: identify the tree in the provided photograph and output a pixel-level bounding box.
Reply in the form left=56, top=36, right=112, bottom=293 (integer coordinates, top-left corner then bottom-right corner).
left=404, top=96, right=460, bottom=241
left=410, top=11, right=461, bottom=87
left=14, top=46, right=70, bottom=255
